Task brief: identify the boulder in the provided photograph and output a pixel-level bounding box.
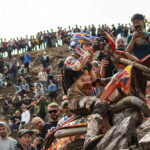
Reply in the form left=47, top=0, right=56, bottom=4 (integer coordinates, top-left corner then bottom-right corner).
left=137, top=118, right=150, bottom=150
left=95, top=117, right=136, bottom=150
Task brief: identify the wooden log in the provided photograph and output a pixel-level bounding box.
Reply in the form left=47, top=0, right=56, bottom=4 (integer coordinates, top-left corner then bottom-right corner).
left=110, top=96, right=150, bottom=118
left=119, top=58, right=150, bottom=74
left=54, top=127, right=87, bottom=138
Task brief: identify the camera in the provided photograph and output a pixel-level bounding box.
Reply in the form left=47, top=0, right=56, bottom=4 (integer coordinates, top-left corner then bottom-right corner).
left=93, top=36, right=109, bottom=51
left=112, top=27, right=123, bottom=37
left=134, top=24, right=141, bottom=31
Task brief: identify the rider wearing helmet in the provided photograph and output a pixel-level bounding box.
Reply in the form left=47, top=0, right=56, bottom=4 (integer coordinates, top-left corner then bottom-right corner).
left=63, top=33, right=110, bottom=149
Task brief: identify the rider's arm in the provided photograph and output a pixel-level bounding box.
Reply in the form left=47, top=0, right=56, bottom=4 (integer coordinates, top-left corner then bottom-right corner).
left=126, top=34, right=136, bottom=54
left=92, top=77, right=111, bottom=87
left=65, top=52, right=92, bottom=71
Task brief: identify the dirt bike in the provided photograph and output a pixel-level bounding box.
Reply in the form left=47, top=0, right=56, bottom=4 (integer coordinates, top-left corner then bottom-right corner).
left=45, top=33, right=150, bottom=150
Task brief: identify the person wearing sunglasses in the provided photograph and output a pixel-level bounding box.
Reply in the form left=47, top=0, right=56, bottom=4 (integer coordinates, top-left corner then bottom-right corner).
left=42, top=102, right=60, bottom=138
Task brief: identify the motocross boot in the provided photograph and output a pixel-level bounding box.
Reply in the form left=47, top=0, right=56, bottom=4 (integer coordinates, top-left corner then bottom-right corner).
left=84, top=114, right=104, bottom=150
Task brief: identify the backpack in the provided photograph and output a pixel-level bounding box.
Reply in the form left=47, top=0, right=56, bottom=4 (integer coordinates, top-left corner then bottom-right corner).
left=61, top=67, right=83, bottom=95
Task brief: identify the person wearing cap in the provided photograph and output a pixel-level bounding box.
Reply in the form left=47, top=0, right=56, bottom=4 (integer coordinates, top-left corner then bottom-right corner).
left=42, top=102, right=60, bottom=138
left=0, top=121, right=17, bottom=150
left=57, top=99, right=73, bottom=127
left=15, top=129, right=33, bottom=150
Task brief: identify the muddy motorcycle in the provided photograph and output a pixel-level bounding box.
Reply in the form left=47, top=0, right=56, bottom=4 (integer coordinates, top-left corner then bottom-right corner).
left=45, top=33, right=150, bottom=150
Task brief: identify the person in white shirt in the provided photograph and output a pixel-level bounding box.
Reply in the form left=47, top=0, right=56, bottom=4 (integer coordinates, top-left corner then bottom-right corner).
left=20, top=106, right=30, bottom=129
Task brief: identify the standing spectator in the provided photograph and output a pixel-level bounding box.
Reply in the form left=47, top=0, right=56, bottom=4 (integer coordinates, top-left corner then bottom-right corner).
left=9, top=110, right=21, bottom=133
left=42, top=103, right=60, bottom=138
left=20, top=106, right=30, bottom=129
left=0, top=122, right=17, bottom=150
left=7, top=41, right=13, bottom=59
left=8, top=59, right=18, bottom=85
left=15, top=129, right=33, bottom=150
left=41, top=51, right=50, bottom=69
left=0, top=73, right=3, bottom=88
left=20, top=53, right=25, bottom=64
left=38, top=68, right=48, bottom=93
left=115, top=38, right=126, bottom=51
left=48, top=80, right=57, bottom=101
left=126, top=13, right=150, bottom=60
left=45, top=66, right=54, bottom=81
left=0, top=55, right=4, bottom=73
left=3, top=93, right=13, bottom=114
left=37, top=96, right=48, bottom=120
left=24, top=52, right=31, bottom=72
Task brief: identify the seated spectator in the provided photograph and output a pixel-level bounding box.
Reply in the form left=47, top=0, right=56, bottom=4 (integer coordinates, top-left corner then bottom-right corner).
left=31, top=117, right=45, bottom=136
left=42, top=103, right=60, bottom=138
left=28, top=135, right=43, bottom=150
left=0, top=73, right=3, bottom=88
left=57, top=99, right=73, bottom=127
left=3, top=93, right=13, bottom=114
left=9, top=110, right=21, bottom=133
left=40, top=51, right=50, bottom=70
left=38, top=68, right=48, bottom=93
left=48, top=80, right=57, bottom=101
left=0, top=122, right=17, bottom=150
left=20, top=106, right=30, bottom=129
left=45, top=66, right=54, bottom=81
left=17, top=75, right=25, bottom=85
left=15, top=129, right=33, bottom=150
left=24, top=73, right=32, bottom=88
left=22, top=94, right=34, bottom=113
left=37, top=96, right=48, bottom=120
left=12, top=93, right=22, bottom=109
left=18, top=64, right=28, bottom=77
left=34, top=84, right=44, bottom=98
left=18, top=80, right=30, bottom=97
left=34, top=80, right=44, bottom=91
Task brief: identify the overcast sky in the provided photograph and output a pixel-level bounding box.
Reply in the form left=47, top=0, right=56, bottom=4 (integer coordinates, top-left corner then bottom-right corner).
left=0, top=0, right=150, bottom=39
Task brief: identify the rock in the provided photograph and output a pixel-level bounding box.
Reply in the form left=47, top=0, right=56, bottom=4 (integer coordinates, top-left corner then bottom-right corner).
left=137, top=118, right=150, bottom=150
left=137, top=118, right=150, bottom=141
left=138, top=132, right=150, bottom=150
left=95, top=117, right=136, bottom=150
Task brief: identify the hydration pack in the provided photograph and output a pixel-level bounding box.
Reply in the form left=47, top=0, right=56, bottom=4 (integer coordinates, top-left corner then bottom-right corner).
left=61, top=67, right=83, bottom=95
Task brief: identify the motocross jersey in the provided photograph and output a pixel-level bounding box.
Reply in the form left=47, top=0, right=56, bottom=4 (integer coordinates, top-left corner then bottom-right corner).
left=64, top=53, right=95, bottom=98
